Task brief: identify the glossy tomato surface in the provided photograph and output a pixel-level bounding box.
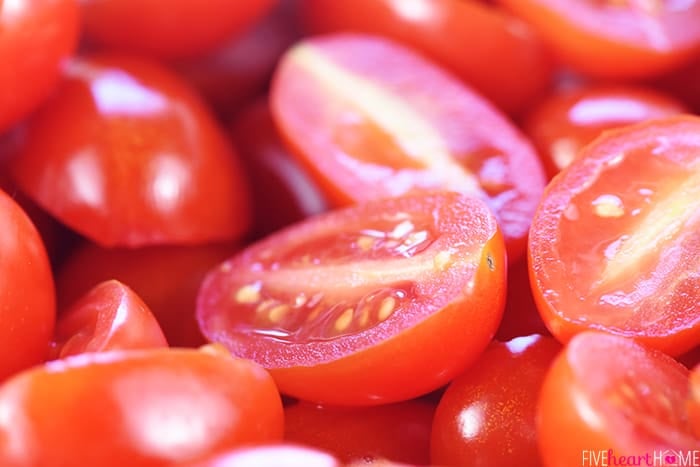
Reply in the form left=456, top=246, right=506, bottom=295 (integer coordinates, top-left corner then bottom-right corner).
left=284, top=400, right=434, bottom=464
left=0, top=189, right=55, bottom=380
left=497, top=0, right=700, bottom=78
left=529, top=116, right=700, bottom=356
left=0, top=0, right=79, bottom=132
left=230, top=98, right=328, bottom=237
left=57, top=242, right=238, bottom=347
left=299, top=0, right=553, bottom=116
left=0, top=348, right=284, bottom=466
left=9, top=54, right=252, bottom=248
left=271, top=34, right=545, bottom=261
left=537, top=332, right=698, bottom=467
left=431, top=335, right=560, bottom=466
left=81, top=0, right=275, bottom=59
left=182, top=444, right=341, bottom=467
left=198, top=191, right=506, bottom=405
left=525, top=85, right=687, bottom=179
left=50, top=280, right=168, bottom=359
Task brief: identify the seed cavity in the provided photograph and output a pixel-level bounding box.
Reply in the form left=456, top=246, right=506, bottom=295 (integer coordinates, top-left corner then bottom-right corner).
left=268, top=304, right=290, bottom=323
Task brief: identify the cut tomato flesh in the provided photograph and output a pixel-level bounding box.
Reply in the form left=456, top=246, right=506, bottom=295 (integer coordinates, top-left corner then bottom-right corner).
left=271, top=34, right=545, bottom=262
left=529, top=116, right=700, bottom=355
left=197, top=192, right=506, bottom=404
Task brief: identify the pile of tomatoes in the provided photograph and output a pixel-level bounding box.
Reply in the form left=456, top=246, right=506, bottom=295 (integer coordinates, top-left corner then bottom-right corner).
left=1, top=0, right=700, bottom=466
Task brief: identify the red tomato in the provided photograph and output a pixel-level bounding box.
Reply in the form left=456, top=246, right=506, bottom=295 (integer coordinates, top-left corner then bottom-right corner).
left=298, top=0, right=553, bottom=116
left=182, top=444, right=341, bottom=467
left=56, top=242, right=238, bottom=348
left=230, top=98, right=328, bottom=237
left=50, top=280, right=168, bottom=359
left=690, top=366, right=700, bottom=438
left=0, top=189, right=55, bottom=380
left=284, top=400, right=435, bottom=465
left=496, top=0, right=700, bottom=78
left=174, top=1, right=301, bottom=115
left=9, top=54, right=252, bottom=248
left=271, top=34, right=545, bottom=262
left=495, top=257, right=550, bottom=341
left=81, top=0, right=275, bottom=59
left=537, top=332, right=697, bottom=467
left=431, top=334, right=561, bottom=466
left=524, top=85, right=687, bottom=179
left=197, top=191, right=506, bottom=405
left=0, top=0, right=79, bottom=132
left=529, top=116, right=700, bottom=356
left=0, top=347, right=284, bottom=466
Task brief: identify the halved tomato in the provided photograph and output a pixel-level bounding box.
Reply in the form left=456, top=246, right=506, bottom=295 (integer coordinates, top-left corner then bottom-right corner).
left=197, top=191, right=506, bottom=405
left=496, top=0, right=700, bottom=78
left=529, top=115, right=700, bottom=356
left=270, top=33, right=545, bottom=262
left=537, top=332, right=697, bottom=467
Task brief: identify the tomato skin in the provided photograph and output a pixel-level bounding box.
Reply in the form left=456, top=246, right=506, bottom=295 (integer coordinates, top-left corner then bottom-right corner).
left=229, top=98, right=328, bottom=238
left=0, top=0, right=79, bottom=132
left=431, top=335, right=560, bottom=467
left=298, top=0, right=553, bottom=116
left=497, top=0, right=700, bottom=78
left=50, top=280, right=168, bottom=359
left=81, top=0, right=275, bottom=60
left=57, top=242, right=238, bottom=347
left=0, top=189, right=56, bottom=380
left=537, top=332, right=697, bottom=467
left=690, top=366, right=700, bottom=438
left=181, top=444, right=341, bottom=467
left=9, top=54, right=252, bottom=248
left=271, top=33, right=546, bottom=262
left=524, top=85, right=687, bottom=179
left=284, top=400, right=434, bottom=464
left=198, top=192, right=506, bottom=405
left=528, top=116, right=700, bottom=356
left=0, top=348, right=284, bottom=466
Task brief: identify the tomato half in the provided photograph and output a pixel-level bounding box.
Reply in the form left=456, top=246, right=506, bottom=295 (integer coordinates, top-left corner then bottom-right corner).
left=529, top=116, right=700, bottom=356
left=496, top=0, right=700, bottom=78
left=524, top=85, right=687, bottom=179
left=537, top=332, right=698, bottom=467
left=0, top=0, right=79, bottom=132
left=80, top=0, right=275, bottom=59
left=271, top=34, right=545, bottom=262
left=9, top=54, right=252, bottom=248
left=284, top=400, right=434, bottom=465
left=50, top=280, right=168, bottom=359
left=0, top=189, right=55, bottom=380
left=197, top=191, right=506, bottom=405
left=431, top=334, right=561, bottom=466
left=298, top=0, right=553, bottom=116
left=0, top=347, right=284, bottom=466
left=56, top=242, right=238, bottom=347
